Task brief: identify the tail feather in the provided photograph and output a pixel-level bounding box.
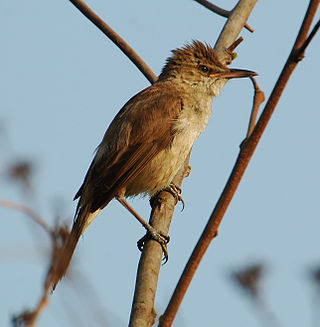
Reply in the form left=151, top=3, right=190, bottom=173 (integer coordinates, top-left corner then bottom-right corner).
left=50, top=206, right=100, bottom=290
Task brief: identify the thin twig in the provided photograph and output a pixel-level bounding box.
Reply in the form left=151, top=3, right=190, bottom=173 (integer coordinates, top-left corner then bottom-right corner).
left=69, top=0, right=157, bottom=84
left=1, top=200, right=69, bottom=326
left=13, top=222, right=69, bottom=326
left=194, top=0, right=254, bottom=32
left=227, top=36, right=244, bottom=53
left=159, top=1, right=319, bottom=326
left=12, top=282, right=50, bottom=327
left=246, top=77, right=265, bottom=138
left=294, top=18, right=320, bottom=60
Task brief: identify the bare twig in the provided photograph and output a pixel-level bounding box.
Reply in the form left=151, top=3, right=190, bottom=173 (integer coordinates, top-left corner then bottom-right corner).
left=227, top=36, right=244, bottom=54
left=12, top=222, right=69, bottom=327
left=159, top=1, right=319, bottom=326
left=1, top=200, right=70, bottom=326
left=68, top=0, right=157, bottom=84
left=13, top=279, right=51, bottom=327
left=246, top=77, right=265, bottom=138
left=294, top=18, right=320, bottom=60
left=194, top=0, right=254, bottom=32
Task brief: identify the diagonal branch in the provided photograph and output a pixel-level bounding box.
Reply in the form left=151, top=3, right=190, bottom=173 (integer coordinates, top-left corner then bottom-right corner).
left=69, top=0, right=157, bottom=84
left=159, top=1, right=319, bottom=326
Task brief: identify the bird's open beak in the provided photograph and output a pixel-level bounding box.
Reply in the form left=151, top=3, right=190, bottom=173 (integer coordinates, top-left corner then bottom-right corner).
left=209, top=69, right=258, bottom=79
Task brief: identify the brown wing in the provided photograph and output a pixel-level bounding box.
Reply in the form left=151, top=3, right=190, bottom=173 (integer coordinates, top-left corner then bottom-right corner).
left=75, top=82, right=183, bottom=212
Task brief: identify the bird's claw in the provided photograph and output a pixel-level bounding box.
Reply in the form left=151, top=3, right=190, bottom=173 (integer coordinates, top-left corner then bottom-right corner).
left=137, top=228, right=170, bottom=263
left=167, top=183, right=185, bottom=211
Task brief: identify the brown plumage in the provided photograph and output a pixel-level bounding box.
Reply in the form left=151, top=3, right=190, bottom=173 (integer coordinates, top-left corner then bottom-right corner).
left=51, top=41, right=256, bottom=289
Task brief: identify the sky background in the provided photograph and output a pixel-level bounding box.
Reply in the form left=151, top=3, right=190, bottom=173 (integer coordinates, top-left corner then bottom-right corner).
left=1, top=0, right=320, bottom=326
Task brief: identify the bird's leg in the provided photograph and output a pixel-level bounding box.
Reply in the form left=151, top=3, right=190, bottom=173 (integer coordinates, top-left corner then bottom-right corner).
left=116, top=196, right=169, bottom=261
left=164, top=183, right=185, bottom=210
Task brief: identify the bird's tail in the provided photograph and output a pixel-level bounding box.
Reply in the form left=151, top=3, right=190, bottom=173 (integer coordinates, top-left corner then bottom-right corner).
left=50, top=206, right=100, bottom=290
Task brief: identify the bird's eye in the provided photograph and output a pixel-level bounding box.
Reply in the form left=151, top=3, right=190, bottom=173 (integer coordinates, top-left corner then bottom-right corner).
left=199, top=65, right=209, bottom=73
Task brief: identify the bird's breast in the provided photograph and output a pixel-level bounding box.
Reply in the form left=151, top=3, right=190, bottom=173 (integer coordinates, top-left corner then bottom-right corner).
left=173, top=96, right=212, bottom=135
left=124, top=97, right=212, bottom=197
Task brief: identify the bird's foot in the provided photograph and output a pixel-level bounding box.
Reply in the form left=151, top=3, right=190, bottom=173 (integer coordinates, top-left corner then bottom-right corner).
left=165, top=183, right=185, bottom=210
left=116, top=196, right=170, bottom=262
left=137, top=228, right=170, bottom=263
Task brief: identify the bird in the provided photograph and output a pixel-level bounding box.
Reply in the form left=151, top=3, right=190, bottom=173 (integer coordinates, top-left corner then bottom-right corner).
left=51, top=40, right=256, bottom=289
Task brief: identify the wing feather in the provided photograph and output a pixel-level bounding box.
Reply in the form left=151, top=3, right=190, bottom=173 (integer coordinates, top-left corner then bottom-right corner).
left=75, top=82, right=183, bottom=212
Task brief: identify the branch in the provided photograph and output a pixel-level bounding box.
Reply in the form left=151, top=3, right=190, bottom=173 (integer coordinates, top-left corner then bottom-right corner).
left=69, top=0, right=157, bottom=84
left=12, top=281, right=50, bottom=327
left=214, top=0, right=256, bottom=52
left=13, top=221, right=69, bottom=327
left=246, top=77, right=265, bottom=138
left=194, top=0, right=254, bottom=32
left=159, top=0, right=319, bottom=326
left=129, top=153, right=191, bottom=327
left=1, top=200, right=69, bottom=327
left=294, top=18, right=320, bottom=60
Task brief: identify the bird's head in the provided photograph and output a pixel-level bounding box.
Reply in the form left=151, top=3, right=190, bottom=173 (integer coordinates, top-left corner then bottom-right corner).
left=158, top=40, right=257, bottom=97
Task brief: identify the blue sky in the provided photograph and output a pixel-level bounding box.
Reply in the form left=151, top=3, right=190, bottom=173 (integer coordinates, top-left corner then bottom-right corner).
left=1, top=1, right=320, bottom=326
